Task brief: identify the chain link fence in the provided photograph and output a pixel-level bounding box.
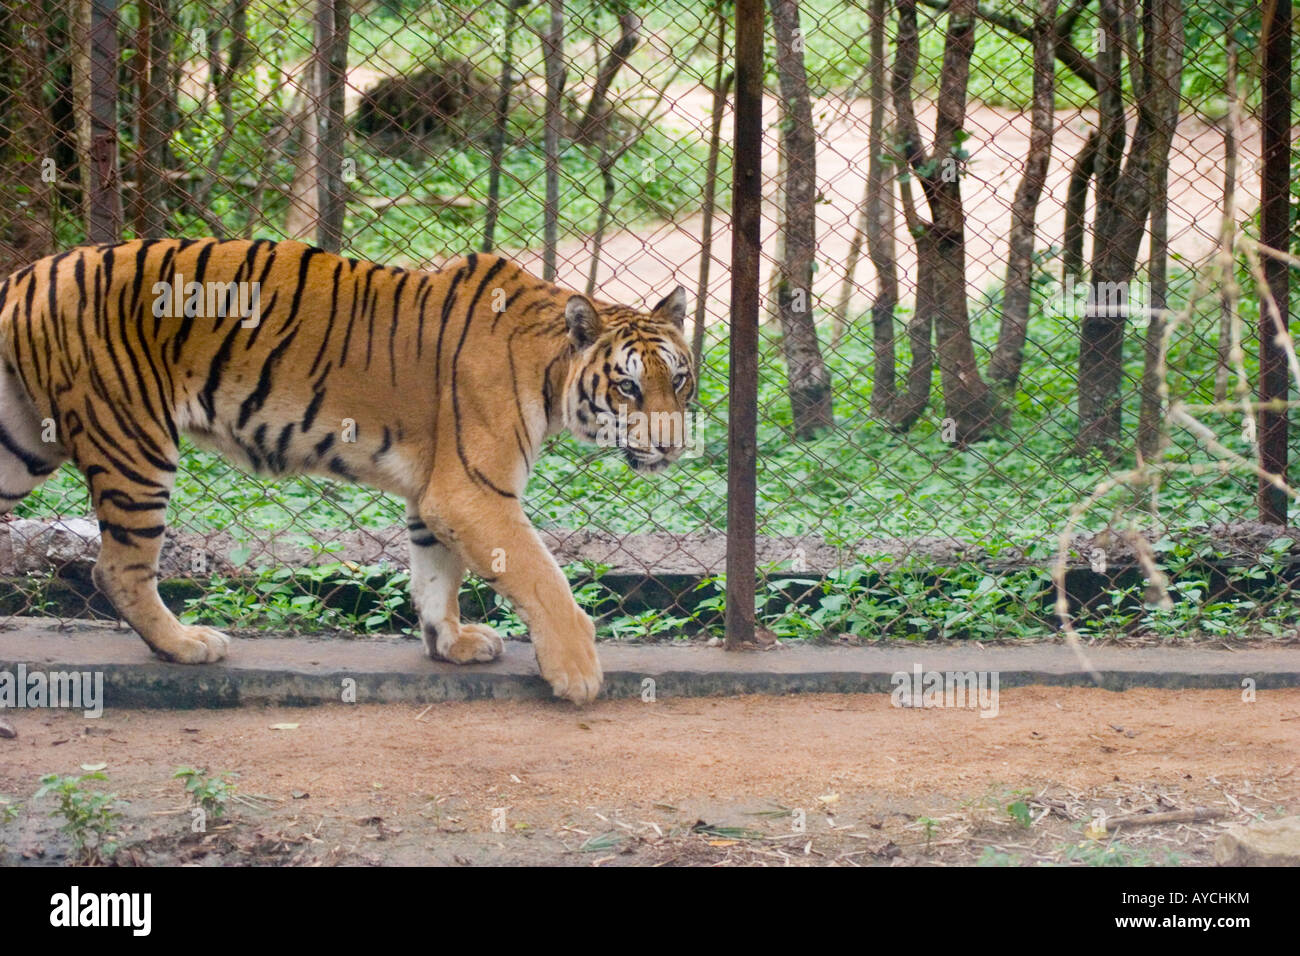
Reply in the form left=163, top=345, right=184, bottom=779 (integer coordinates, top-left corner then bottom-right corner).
left=0, top=0, right=1296, bottom=647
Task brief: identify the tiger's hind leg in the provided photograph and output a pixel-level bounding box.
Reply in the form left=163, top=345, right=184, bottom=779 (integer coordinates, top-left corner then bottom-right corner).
left=0, top=364, right=66, bottom=515
left=80, top=441, right=230, bottom=664
left=407, top=503, right=504, bottom=664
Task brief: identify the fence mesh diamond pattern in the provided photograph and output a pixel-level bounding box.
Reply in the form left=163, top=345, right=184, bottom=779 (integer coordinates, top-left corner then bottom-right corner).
left=0, top=0, right=1295, bottom=647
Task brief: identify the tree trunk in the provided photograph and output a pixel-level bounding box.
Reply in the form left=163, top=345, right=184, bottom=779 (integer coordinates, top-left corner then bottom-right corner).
left=542, top=0, right=565, bottom=281
left=768, top=0, right=834, bottom=437
left=580, top=7, right=644, bottom=292
left=764, top=139, right=787, bottom=325
left=834, top=0, right=898, bottom=420
left=889, top=283, right=935, bottom=431
left=0, top=0, right=57, bottom=274
left=1077, top=0, right=1183, bottom=457
left=86, top=0, right=123, bottom=242
left=585, top=54, right=693, bottom=296
left=71, top=0, right=93, bottom=232
left=244, top=41, right=291, bottom=239
left=72, top=0, right=123, bottom=242
left=285, top=90, right=318, bottom=241
left=693, top=1, right=730, bottom=371
left=917, top=0, right=1100, bottom=91
left=887, top=0, right=931, bottom=431
left=482, top=0, right=526, bottom=253
left=315, top=0, right=349, bottom=252
left=1062, top=130, right=1097, bottom=280
left=989, top=0, right=1057, bottom=391
left=1136, top=160, right=1168, bottom=460
left=586, top=152, right=616, bottom=295
left=1137, top=0, right=1186, bottom=460
left=1213, top=34, right=1238, bottom=403
left=133, top=0, right=174, bottom=238
left=286, top=1, right=349, bottom=247
left=191, top=0, right=250, bottom=238
left=891, top=0, right=998, bottom=443
left=578, top=10, right=639, bottom=142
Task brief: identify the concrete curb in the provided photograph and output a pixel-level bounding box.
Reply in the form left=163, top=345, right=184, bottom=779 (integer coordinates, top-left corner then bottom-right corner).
left=0, top=620, right=1296, bottom=708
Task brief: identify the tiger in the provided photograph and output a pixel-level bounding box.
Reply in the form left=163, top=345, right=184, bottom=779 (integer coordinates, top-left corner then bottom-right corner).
left=0, top=238, right=697, bottom=705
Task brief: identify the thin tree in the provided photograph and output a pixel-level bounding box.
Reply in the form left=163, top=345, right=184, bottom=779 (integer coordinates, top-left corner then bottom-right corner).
left=541, top=0, right=566, bottom=281
left=483, top=0, right=527, bottom=253
left=1212, top=32, right=1239, bottom=402
left=1136, top=154, right=1170, bottom=459
left=286, top=0, right=350, bottom=249
left=1076, top=0, right=1184, bottom=457
left=1136, top=0, right=1190, bottom=459
left=988, top=0, right=1058, bottom=390
left=586, top=45, right=701, bottom=294
left=285, top=83, right=318, bottom=241
left=0, top=0, right=56, bottom=273
left=889, top=0, right=998, bottom=443
left=192, top=0, right=250, bottom=237
left=763, top=142, right=787, bottom=324
left=918, top=0, right=1099, bottom=88
left=768, top=0, right=834, bottom=437
left=316, top=0, right=350, bottom=252
left=578, top=6, right=640, bottom=142
left=133, top=0, right=174, bottom=237
left=693, top=0, right=732, bottom=371
left=833, top=0, right=898, bottom=420
left=579, top=5, right=641, bottom=294
left=1062, top=130, right=1098, bottom=280
left=73, top=0, right=124, bottom=242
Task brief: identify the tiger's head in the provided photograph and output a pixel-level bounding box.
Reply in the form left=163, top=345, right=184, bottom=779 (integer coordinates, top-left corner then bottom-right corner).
left=561, top=286, right=697, bottom=474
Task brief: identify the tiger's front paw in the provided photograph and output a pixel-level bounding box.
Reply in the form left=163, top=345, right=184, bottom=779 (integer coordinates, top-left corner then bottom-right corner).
left=150, top=625, right=231, bottom=664
left=423, top=620, right=505, bottom=664
left=533, top=617, right=603, bottom=705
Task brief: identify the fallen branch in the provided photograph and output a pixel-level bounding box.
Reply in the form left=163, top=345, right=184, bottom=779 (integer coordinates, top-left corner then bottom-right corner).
left=1107, top=807, right=1223, bottom=827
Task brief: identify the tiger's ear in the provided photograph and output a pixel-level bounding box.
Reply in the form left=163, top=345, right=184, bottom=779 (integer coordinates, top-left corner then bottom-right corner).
left=565, top=295, right=602, bottom=348
left=653, top=286, right=688, bottom=329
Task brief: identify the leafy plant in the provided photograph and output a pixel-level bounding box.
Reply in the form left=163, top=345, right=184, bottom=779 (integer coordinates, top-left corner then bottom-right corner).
left=35, top=772, right=124, bottom=864
left=173, top=767, right=238, bottom=822
left=1006, top=798, right=1034, bottom=829
left=916, top=815, right=939, bottom=851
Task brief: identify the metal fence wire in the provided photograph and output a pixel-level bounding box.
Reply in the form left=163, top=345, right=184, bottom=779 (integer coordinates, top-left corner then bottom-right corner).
left=0, top=0, right=1296, bottom=647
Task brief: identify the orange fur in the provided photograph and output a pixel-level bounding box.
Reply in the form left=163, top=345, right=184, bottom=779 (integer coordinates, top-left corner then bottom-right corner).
left=0, top=239, right=695, bottom=703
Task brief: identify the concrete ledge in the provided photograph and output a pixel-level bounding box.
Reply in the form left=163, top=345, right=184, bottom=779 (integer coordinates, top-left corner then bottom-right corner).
left=0, top=620, right=1296, bottom=708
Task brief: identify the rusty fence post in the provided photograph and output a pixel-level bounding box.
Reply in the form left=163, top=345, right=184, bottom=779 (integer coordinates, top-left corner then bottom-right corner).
left=725, top=0, right=763, bottom=649
left=1259, top=0, right=1291, bottom=524
left=87, top=0, right=123, bottom=243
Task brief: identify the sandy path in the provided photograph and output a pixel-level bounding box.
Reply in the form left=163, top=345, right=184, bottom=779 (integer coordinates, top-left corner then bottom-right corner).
left=342, top=59, right=1256, bottom=317
left=509, top=89, right=1258, bottom=318
left=2, top=687, right=1294, bottom=864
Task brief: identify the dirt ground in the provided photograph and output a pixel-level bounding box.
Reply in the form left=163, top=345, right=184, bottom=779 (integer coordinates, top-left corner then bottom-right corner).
left=1, top=687, right=1295, bottom=866
left=508, top=92, right=1255, bottom=318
